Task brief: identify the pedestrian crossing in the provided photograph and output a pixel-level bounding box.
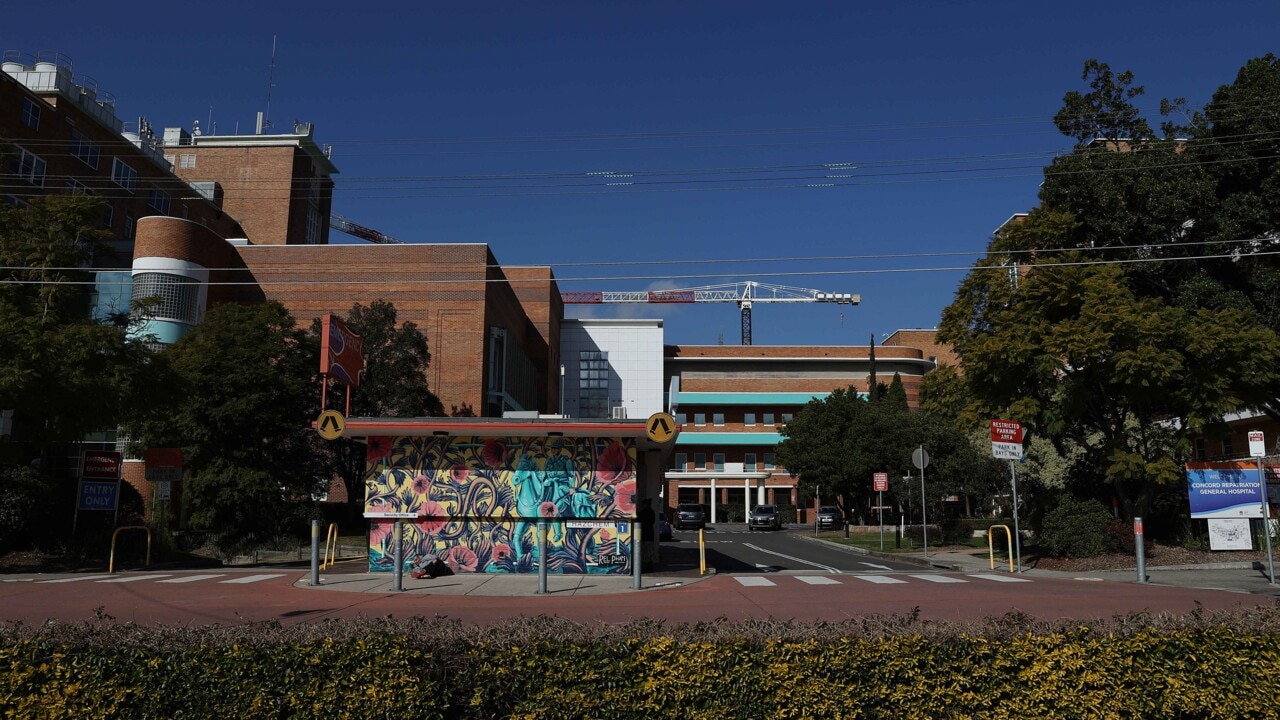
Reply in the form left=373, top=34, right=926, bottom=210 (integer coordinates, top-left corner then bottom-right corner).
left=732, top=573, right=1032, bottom=588
left=30, top=573, right=286, bottom=586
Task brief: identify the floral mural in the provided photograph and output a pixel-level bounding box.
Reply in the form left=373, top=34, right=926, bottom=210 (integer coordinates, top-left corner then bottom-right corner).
left=364, top=435, right=639, bottom=574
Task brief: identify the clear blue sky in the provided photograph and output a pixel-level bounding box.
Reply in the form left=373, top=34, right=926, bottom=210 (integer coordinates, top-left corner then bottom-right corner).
left=8, top=2, right=1279, bottom=346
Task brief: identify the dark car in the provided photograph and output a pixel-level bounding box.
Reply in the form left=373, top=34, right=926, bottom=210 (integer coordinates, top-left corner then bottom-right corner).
left=748, top=504, right=781, bottom=531
left=658, top=513, right=673, bottom=541
left=816, top=505, right=843, bottom=530
left=675, top=503, right=707, bottom=530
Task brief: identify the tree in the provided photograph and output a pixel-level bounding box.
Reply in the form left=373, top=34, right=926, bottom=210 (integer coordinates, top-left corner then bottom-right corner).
left=0, top=195, right=161, bottom=451
left=1053, top=59, right=1153, bottom=146
left=939, top=213, right=1280, bottom=518
left=128, top=302, right=326, bottom=551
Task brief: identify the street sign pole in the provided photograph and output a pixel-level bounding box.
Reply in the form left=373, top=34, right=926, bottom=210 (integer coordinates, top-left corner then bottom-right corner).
left=1010, top=460, right=1022, bottom=573
left=1250, top=430, right=1275, bottom=585
left=878, top=490, right=884, bottom=550
left=911, top=446, right=930, bottom=559
left=1258, top=454, right=1276, bottom=584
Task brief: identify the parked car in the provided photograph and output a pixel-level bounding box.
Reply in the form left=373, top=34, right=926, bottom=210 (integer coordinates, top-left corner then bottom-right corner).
left=816, top=505, right=843, bottom=530
left=658, top=513, right=673, bottom=541
left=748, top=504, right=782, bottom=531
left=675, top=503, right=707, bottom=530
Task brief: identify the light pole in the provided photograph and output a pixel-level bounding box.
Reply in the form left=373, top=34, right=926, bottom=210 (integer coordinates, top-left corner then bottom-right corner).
left=559, top=363, right=565, bottom=417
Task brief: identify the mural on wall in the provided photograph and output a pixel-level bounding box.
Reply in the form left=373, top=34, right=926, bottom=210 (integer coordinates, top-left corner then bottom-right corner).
left=364, top=435, right=638, bottom=574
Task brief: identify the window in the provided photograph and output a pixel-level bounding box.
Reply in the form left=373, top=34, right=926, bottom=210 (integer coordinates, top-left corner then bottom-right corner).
left=102, top=202, right=114, bottom=229
left=12, top=147, right=46, bottom=186
left=763, top=412, right=775, bottom=425
left=131, top=272, right=200, bottom=323
left=694, top=413, right=706, bottom=426
left=713, top=453, right=725, bottom=472
left=578, top=350, right=611, bottom=418
left=745, top=412, right=756, bottom=426
left=21, top=98, right=40, bottom=130
left=674, top=413, right=686, bottom=425
left=1222, top=436, right=1235, bottom=457
left=179, top=154, right=196, bottom=169
left=782, top=413, right=794, bottom=424
left=305, top=207, right=322, bottom=244
left=745, top=453, right=757, bottom=471
left=65, top=179, right=91, bottom=196
left=111, top=158, right=137, bottom=192
left=764, top=453, right=776, bottom=470
left=674, top=453, right=687, bottom=470
left=694, top=452, right=706, bottom=470
left=713, top=413, right=725, bottom=426
left=148, top=187, right=171, bottom=215
left=1193, top=438, right=1206, bottom=460
left=123, top=212, right=135, bottom=240
left=71, top=131, right=101, bottom=169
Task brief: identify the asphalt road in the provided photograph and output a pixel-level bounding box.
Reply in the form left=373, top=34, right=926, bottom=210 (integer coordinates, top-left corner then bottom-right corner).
left=677, top=525, right=922, bottom=573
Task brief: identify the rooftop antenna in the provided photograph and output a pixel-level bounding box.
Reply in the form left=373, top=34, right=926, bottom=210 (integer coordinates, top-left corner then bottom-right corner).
left=262, top=34, right=277, bottom=132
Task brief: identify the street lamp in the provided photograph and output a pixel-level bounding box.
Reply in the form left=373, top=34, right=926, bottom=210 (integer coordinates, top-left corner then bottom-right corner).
left=559, top=364, right=565, bottom=417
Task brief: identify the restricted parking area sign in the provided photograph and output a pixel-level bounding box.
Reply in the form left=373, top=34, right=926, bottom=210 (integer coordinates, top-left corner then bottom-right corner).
left=990, top=419, right=1024, bottom=460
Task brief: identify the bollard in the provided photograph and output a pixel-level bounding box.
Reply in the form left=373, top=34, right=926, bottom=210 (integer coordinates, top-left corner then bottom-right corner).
left=536, top=519, right=548, bottom=595
left=309, top=519, right=321, bottom=587
left=392, top=520, right=403, bottom=592
left=1134, top=516, right=1146, bottom=583
left=632, top=519, right=642, bottom=590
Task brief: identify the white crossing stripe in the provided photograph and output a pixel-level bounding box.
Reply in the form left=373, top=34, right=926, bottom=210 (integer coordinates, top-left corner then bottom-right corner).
left=99, top=575, right=173, bottom=583
left=733, top=577, right=776, bottom=587
left=39, top=575, right=111, bottom=584
left=853, top=575, right=908, bottom=584
left=968, top=573, right=1032, bottom=583
left=158, top=574, right=226, bottom=584
left=909, top=574, right=969, bottom=584
left=219, top=574, right=286, bottom=584
left=796, top=576, right=842, bottom=585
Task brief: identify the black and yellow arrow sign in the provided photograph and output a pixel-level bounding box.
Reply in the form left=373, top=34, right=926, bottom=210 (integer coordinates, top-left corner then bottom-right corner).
left=646, top=412, right=677, bottom=443
left=316, top=410, right=346, bottom=440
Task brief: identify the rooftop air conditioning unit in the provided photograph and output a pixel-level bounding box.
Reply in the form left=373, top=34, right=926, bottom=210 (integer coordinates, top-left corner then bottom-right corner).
left=610, top=406, right=627, bottom=419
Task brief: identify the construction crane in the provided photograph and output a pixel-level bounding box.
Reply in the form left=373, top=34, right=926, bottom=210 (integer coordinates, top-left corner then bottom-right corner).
left=562, top=281, right=859, bottom=345
left=330, top=214, right=404, bottom=245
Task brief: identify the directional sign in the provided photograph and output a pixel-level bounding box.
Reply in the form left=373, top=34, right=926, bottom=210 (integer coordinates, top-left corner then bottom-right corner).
left=77, top=480, right=119, bottom=511
left=316, top=410, right=346, bottom=440
left=82, top=451, right=121, bottom=480
left=646, top=412, right=677, bottom=443
left=873, top=472, right=889, bottom=492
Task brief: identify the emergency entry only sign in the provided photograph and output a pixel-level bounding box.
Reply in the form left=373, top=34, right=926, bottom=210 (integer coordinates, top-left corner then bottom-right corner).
left=990, top=419, right=1024, bottom=460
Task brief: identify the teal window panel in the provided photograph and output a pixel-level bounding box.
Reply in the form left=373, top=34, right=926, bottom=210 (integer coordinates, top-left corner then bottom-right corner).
left=675, top=432, right=782, bottom=446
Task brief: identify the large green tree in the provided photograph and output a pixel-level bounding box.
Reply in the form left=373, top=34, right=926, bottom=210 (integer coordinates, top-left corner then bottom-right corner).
left=940, top=213, right=1280, bottom=517
left=0, top=195, right=160, bottom=452
left=128, top=302, right=326, bottom=549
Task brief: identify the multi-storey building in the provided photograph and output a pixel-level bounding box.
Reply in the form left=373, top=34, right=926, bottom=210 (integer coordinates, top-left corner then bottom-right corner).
left=662, top=343, right=936, bottom=523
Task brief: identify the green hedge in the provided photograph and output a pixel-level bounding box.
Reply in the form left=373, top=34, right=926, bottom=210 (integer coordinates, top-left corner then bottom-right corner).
left=4, top=609, right=1280, bottom=718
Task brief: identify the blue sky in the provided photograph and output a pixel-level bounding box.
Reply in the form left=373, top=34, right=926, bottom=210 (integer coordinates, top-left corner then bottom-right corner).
left=8, top=2, right=1279, bottom=346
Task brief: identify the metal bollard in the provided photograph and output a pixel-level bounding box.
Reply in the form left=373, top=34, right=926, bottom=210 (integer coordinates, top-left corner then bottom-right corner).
left=310, top=519, right=321, bottom=586
left=536, top=519, right=548, bottom=595
left=392, top=521, right=403, bottom=592
left=1134, top=516, right=1146, bottom=583
left=632, top=520, right=642, bottom=590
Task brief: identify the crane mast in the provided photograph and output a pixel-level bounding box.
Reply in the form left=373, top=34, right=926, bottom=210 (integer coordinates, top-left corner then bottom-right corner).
left=562, top=281, right=859, bottom=345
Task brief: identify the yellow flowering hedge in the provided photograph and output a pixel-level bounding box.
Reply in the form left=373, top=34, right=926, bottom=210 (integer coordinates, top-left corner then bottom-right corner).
left=2, top=608, right=1279, bottom=718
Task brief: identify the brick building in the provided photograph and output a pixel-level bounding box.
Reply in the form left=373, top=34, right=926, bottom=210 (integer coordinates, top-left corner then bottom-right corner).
left=662, top=343, right=935, bottom=523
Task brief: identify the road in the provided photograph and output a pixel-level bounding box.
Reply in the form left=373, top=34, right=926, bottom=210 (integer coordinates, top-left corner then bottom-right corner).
left=680, top=525, right=921, bottom=574
left=0, top=564, right=1268, bottom=628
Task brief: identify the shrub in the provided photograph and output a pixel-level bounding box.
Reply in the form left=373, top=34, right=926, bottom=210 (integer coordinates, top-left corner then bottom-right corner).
left=0, top=464, right=57, bottom=553
left=1035, top=494, right=1114, bottom=557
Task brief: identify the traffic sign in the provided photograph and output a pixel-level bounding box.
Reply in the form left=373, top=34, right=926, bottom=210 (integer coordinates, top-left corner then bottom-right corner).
left=873, top=472, right=888, bottom=492
left=145, top=447, right=183, bottom=483
left=911, top=447, right=929, bottom=470
left=990, top=419, right=1024, bottom=460
left=646, top=412, right=677, bottom=443
left=77, top=480, right=119, bottom=511
left=1249, top=430, right=1266, bottom=458
left=316, top=410, right=346, bottom=440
